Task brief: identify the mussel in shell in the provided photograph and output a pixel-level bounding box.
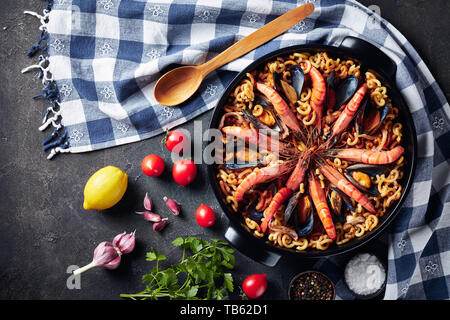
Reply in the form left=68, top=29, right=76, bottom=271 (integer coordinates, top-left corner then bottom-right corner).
left=284, top=191, right=301, bottom=222
left=328, top=188, right=342, bottom=215
left=333, top=75, right=359, bottom=110
left=326, top=70, right=336, bottom=111
left=251, top=95, right=292, bottom=139
left=363, top=103, right=389, bottom=134
left=290, top=65, right=305, bottom=100
left=280, top=80, right=298, bottom=105
left=294, top=195, right=314, bottom=237
left=284, top=192, right=314, bottom=237
left=273, top=70, right=304, bottom=105
left=246, top=184, right=277, bottom=222
left=246, top=200, right=264, bottom=222
left=344, top=164, right=390, bottom=196
left=272, top=71, right=286, bottom=99
left=242, top=109, right=276, bottom=133
left=355, top=99, right=389, bottom=135
left=253, top=94, right=272, bottom=109
left=249, top=96, right=288, bottom=136
left=354, top=95, right=369, bottom=133
left=242, top=107, right=277, bottom=135
left=327, top=186, right=355, bottom=223
left=223, top=161, right=263, bottom=170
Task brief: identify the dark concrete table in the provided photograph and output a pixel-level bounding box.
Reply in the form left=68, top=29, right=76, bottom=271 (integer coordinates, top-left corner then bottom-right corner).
left=0, top=0, right=448, bottom=300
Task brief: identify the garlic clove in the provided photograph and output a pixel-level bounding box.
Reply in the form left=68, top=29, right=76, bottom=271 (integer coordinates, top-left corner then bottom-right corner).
left=93, top=241, right=121, bottom=267
left=153, top=218, right=168, bottom=231
left=144, top=192, right=152, bottom=211
left=113, top=231, right=136, bottom=254
left=136, top=211, right=161, bottom=222
left=73, top=241, right=122, bottom=276
left=163, top=196, right=180, bottom=215
left=143, top=212, right=161, bottom=222
left=102, top=254, right=122, bottom=270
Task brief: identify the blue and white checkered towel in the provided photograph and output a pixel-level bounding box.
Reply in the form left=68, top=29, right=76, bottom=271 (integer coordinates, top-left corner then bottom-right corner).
left=24, top=0, right=449, bottom=299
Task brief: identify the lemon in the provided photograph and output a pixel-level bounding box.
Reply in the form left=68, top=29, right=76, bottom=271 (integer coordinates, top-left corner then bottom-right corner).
left=83, top=166, right=128, bottom=210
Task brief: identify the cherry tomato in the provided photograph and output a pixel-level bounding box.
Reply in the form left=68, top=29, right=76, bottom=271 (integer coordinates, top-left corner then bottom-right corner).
left=195, top=204, right=215, bottom=227
left=242, top=274, right=267, bottom=299
left=141, top=154, right=165, bottom=177
left=172, top=159, right=197, bottom=187
left=165, top=130, right=189, bottom=154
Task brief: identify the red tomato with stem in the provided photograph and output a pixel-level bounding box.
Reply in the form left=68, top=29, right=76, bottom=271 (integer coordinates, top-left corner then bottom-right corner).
left=172, top=159, right=197, bottom=187
left=242, top=274, right=267, bottom=299
left=141, top=154, right=165, bottom=177
left=165, top=130, right=189, bottom=154
left=195, top=204, right=215, bottom=227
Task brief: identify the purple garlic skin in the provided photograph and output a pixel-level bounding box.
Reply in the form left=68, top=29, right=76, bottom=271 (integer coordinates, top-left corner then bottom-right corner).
left=73, top=231, right=136, bottom=276
left=143, top=212, right=161, bottom=222
left=163, top=197, right=180, bottom=215
left=153, top=218, right=168, bottom=231
left=112, top=231, right=136, bottom=254
left=93, top=241, right=122, bottom=270
left=136, top=211, right=161, bottom=222
left=143, top=192, right=152, bottom=211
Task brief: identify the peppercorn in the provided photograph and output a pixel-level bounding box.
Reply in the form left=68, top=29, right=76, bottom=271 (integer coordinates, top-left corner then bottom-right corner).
left=289, top=271, right=335, bottom=300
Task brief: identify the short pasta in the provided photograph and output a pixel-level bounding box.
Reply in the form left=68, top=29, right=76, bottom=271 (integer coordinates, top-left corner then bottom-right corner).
left=215, top=51, right=405, bottom=252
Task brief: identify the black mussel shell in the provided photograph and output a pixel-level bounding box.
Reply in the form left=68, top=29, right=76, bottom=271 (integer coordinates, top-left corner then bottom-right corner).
left=354, top=95, right=369, bottom=134
left=284, top=193, right=314, bottom=237
left=253, top=94, right=272, bottom=109
left=273, top=71, right=282, bottom=92
left=294, top=207, right=314, bottom=237
left=334, top=76, right=359, bottom=109
left=344, top=164, right=390, bottom=196
left=242, top=109, right=273, bottom=131
left=380, top=103, right=389, bottom=122
left=290, top=65, right=305, bottom=100
left=243, top=104, right=283, bottom=134
left=346, top=163, right=390, bottom=177
left=330, top=186, right=355, bottom=214
left=363, top=103, right=389, bottom=134
left=272, top=71, right=290, bottom=103
left=326, top=71, right=336, bottom=111
left=280, top=79, right=298, bottom=105
left=284, top=191, right=301, bottom=222
left=344, top=172, right=378, bottom=196
left=223, top=161, right=262, bottom=170
left=253, top=95, right=289, bottom=136
left=246, top=201, right=264, bottom=222
left=328, top=188, right=342, bottom=215
left=267, top=105, right=290, bottom=137
left=327, top=70, right=336, bottom=89
left=294, top=195, right=314, bottom=237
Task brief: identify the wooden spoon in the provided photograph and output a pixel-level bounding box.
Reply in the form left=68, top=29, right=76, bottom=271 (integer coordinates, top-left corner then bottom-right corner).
left=154, top=3, right=315, bottom=106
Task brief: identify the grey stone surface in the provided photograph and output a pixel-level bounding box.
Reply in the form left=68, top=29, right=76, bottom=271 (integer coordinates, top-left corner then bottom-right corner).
left=0, top=0, right=448, bottom=300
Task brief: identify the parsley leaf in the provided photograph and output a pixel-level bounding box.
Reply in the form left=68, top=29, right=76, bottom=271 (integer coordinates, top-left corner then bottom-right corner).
left=121, top=236, right=235, bottom=300
left=146, top=248, right=167, bottom=262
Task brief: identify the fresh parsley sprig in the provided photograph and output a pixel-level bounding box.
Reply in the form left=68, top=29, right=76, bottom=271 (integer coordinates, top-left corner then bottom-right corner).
left=120, top=236, right=235, bottom=300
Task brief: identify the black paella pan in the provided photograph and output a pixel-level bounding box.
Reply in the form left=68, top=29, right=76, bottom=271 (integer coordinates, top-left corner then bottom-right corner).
left=206, top=36, right=417, bottom=266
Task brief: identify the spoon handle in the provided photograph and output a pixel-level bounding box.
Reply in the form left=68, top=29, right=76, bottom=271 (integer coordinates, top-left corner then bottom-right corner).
left=200, top=3, right=315, bottom=75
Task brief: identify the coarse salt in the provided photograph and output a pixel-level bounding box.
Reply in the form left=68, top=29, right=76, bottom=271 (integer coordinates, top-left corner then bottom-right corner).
left=344, top=253, right=386, bottom=296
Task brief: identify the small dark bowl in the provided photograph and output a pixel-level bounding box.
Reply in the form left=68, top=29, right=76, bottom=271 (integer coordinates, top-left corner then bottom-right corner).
left=288, top=270, right=336, bottom=300
left=343, top=252, right=387, bottom=300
